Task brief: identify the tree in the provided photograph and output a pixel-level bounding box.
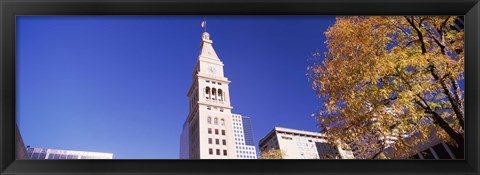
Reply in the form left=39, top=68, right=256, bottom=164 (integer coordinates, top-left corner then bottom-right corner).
left=260, top=149, right=285, bottom=159
left=308, top=16, right=464, bottom=159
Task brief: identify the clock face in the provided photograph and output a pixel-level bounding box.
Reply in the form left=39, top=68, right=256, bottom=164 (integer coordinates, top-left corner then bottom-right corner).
left=208, top=66, right=217, bottom=74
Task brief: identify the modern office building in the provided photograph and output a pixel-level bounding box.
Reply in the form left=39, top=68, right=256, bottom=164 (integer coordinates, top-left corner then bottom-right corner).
left=15, top=124, right=28, bottom=159
left=408, top=142, right=463, bottom=159
left=232, top=114, right=257, bottom=159
left=179, top=31, right=256, bottom=159
left=26, top=147, right=113, bottom=159
left=381, top=130, right=463, bottom=159
left=259, top=127, right=354, bottom=159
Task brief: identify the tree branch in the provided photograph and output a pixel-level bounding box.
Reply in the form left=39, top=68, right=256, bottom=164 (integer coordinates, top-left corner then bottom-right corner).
left=371, top=149, right=385, bottom=159
left=429, top=67, right=465, bottom=129
left=450, top=76, right=464, bottom=110
left=408, top=15, right=464, bottom=133
left=425, top=29, right=446, bottom=54
left=414, top=95, right=464, bottom=148
left=404, top=16, right=427, bottom=54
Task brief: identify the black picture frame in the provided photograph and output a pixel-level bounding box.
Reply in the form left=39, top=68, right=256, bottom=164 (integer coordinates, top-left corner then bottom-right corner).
left=1, top=0, right=479, bottom=175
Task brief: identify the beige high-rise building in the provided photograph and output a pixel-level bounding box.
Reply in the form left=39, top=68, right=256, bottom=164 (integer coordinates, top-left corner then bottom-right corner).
left=180, top=32, right=256, bottom=159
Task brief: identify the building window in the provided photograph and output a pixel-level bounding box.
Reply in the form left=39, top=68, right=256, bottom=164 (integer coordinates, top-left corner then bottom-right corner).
left=208, top=128, right=212, bottom=134
left=222, top=139, right=226, bottom=145
left=205, top=87, right=210, bottom=99
left=207, top=106, right=211, bottom=110
left=215, top=129, right=219, bottom=135
left=432, top=144, right=451, bottom=159
left=212, top=88, right=217, bottom=100
left=207, top=117, right=211, bottom=124
left=445, top=143, right=463, bottom=159
left=208, top=138, right=212, bottom=144
left=216, top=149, right=220, bottom=155
left=209, top=148, right=213, bottom=155
left=220, top=119, right=225, bottom=126
left=214, top=118, right=218, bottom=125
left=218, top=89, right=223, bottom=101
left=223, top=150, right=228, bottom=156
left=421, top=149, right=436, bottom=159
left=410, top=154, right=421, bottom=159
left=216, top=139, right=220, bottom=145
left=222, top=130, right=226, bottom=135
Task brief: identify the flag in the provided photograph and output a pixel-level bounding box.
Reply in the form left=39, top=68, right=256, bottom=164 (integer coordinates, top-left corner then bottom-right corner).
left=201, top=19, right=206, bottom=30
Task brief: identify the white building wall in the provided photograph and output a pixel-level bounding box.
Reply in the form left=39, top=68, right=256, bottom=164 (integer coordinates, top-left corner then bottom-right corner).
left=259, top=127, right=353, bottom=159
left=27, top=147, right=113, bottom=159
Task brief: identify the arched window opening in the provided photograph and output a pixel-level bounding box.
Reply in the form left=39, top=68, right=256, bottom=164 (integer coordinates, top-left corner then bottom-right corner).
left=205, top=87, right=210, bottom=99
left=214, top=117, right=218, bottom=125
left=220, top=118, right=225, bottom=126
left=207, top=117, right=212, bottom=124
left=212, top=88, right=217, bottom=100
left=218, top=89, right=223, bottom=101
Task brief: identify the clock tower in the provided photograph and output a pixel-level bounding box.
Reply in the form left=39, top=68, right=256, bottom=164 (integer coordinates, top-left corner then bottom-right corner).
left=180, top=32, right=236, bottom=159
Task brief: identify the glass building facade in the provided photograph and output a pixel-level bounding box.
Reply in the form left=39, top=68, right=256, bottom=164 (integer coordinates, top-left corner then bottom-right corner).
left=26, top=147, right=113, bottom=159
left=241, top=116, right=255, bottom=146
left=316, top=142, right=340, bottom=159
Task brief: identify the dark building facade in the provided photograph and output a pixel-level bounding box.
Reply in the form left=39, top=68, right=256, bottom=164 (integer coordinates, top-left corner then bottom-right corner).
left=241, top=116, right=255, bottom=146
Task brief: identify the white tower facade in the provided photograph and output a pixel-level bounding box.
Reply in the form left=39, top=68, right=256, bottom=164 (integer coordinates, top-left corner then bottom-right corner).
left=180, top=32, right=248, bottom=159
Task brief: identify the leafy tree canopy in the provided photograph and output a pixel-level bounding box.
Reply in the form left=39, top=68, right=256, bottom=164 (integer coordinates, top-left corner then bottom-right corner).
left=260, top=149, right=285, bottom=159
left=308, top=16, right=464, bottom=159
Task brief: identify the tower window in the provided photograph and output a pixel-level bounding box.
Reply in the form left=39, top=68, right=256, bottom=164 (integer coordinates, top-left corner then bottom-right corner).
left=209, top=149, right=213, bottom=155
left=212, top=88, right=217, bottom=100
left=216, top=139, right=220, bottom=145
left=207, top=117, right=211, bottom=124
left=215, top=129, right=219, bottom=135
left=222, top=139, right=226, bottom=145
left=218, top=89, right=223, bottom=101
left=214, top=118, right=218, bottom=125
left=208, top=128, right=212, bottom=134
left=223, top=150, right=227, bottom=156
left=216, top=149, right=220, bottom=155
left=222, top=130, right=226, bottom=135
left=208, top=138, right=212, bottom=144
left=205, top=87, right=210, bottom=99
left=220, top=119, right=225, bottom=126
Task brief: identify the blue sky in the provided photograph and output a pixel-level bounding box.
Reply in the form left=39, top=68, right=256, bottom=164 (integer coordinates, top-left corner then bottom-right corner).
left=16, top=16, right=336, bottom=159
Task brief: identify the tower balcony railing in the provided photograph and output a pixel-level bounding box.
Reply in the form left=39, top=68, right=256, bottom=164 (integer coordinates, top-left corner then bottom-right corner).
left=203, top=98, right=225, bottom=105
